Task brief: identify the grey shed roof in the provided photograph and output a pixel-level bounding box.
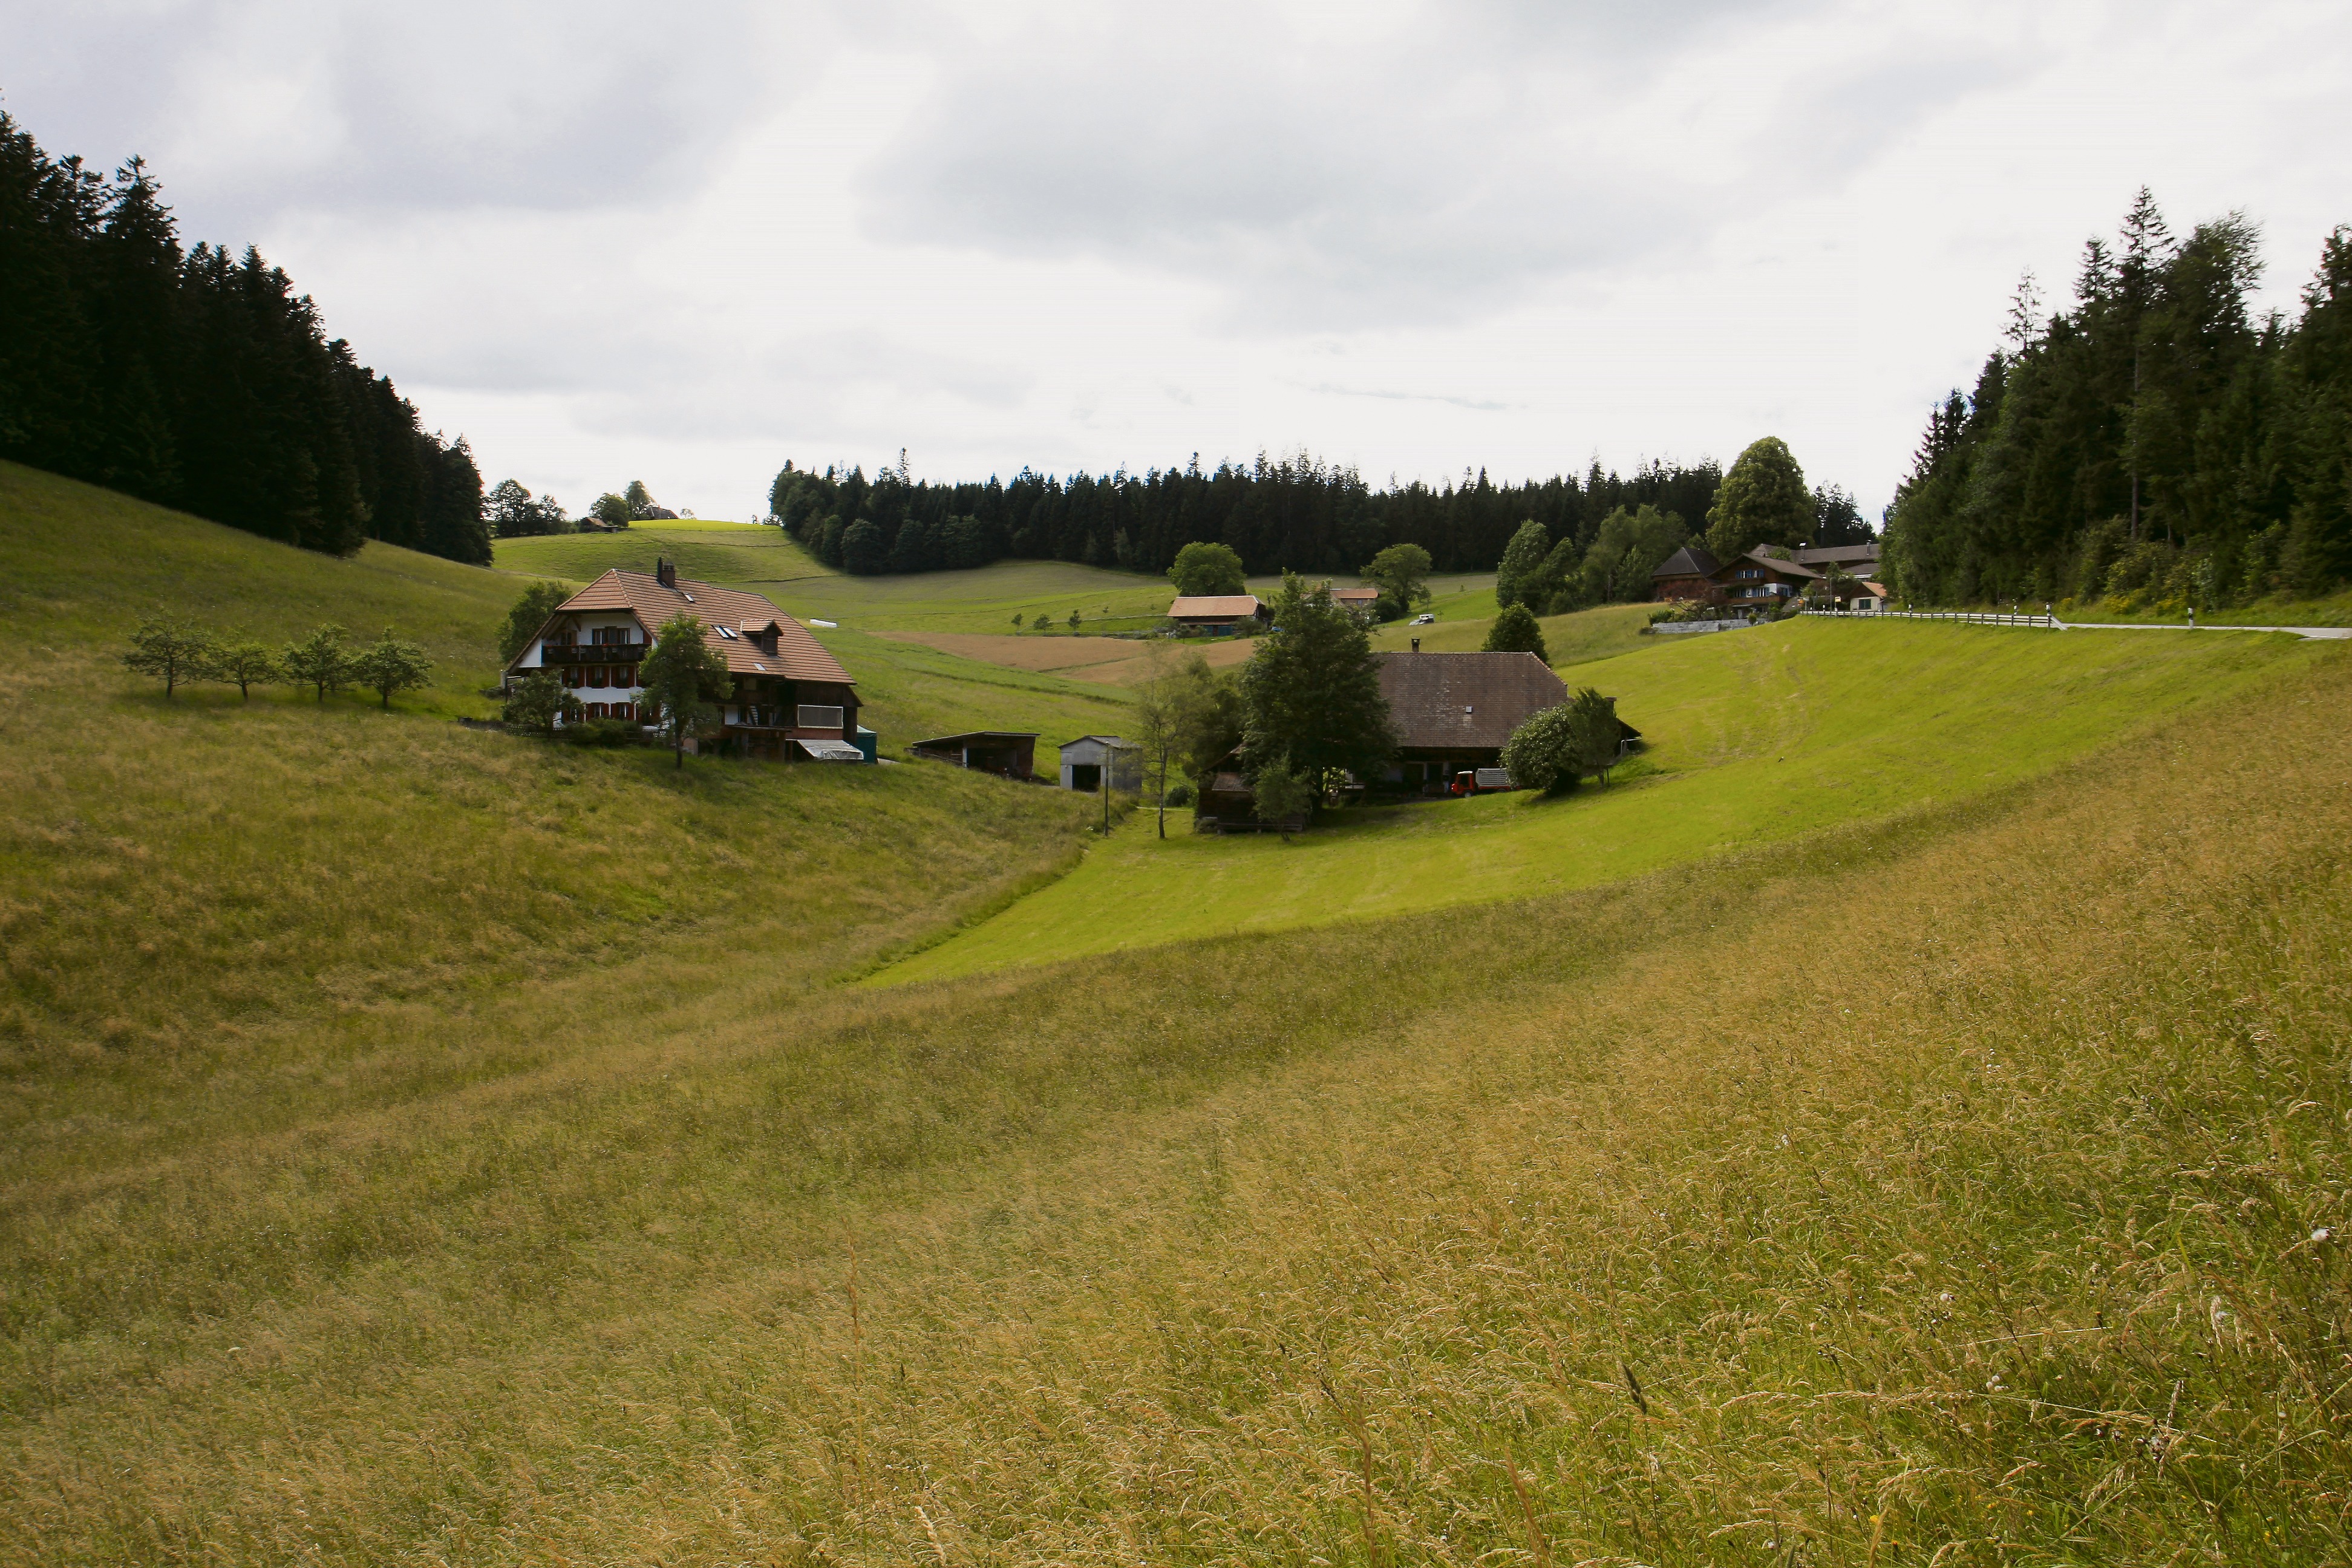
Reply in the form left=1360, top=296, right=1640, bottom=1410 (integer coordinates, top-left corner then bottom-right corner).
left=1374, top=652, right=1568, bottom=751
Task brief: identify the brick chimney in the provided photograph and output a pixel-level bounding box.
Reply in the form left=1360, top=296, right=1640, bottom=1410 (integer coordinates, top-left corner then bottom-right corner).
left=656, top=557, right=676, bottom=589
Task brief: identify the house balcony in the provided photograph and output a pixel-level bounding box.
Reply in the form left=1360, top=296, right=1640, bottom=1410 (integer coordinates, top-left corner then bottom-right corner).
left=540, top=643, right=645, bottom=662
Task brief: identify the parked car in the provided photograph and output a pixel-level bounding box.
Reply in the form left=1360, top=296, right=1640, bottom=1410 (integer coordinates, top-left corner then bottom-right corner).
left=1411, top=613, right=1436, bottom=625
left=1449, top=768, right=1517, bottom=796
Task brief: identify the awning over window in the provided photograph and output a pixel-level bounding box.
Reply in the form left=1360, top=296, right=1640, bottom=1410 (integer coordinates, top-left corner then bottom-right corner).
left=795, top=738, right=866, bottom=762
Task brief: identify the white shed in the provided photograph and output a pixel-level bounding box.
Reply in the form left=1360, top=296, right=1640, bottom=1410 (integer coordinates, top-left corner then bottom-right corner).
left=1057, top=735, right=1140, bottom=792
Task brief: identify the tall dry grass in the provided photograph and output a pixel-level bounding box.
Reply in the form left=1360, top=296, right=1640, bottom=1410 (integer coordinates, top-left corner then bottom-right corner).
left=4, top=652, right=2348, bottom=1562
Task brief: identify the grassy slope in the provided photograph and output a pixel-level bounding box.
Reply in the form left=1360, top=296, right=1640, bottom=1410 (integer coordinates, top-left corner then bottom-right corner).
left=882, top=616, right=2318, bottom=984
left=494, top=524, right=1138, bottom=742
left=0, top=465, right=1099, bottom=1099
left=5, top=638, right=2345, bottom=1563
left=493, top=521, right=834, bottom=591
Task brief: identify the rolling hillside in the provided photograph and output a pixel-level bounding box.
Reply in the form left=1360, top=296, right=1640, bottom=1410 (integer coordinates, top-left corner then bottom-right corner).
left=881, top=615, right=2320, bottom=984
left=7, top=460, right=2350, bottom=1563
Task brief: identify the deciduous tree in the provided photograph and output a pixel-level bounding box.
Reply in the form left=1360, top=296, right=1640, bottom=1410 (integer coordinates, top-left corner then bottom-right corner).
left=1493, top=519, right=1552, bottom=609
left=351, top=626, right=433, bottom=709
left=281, top=624, right=351, bottom=702
left=1483, top=602, right=1547, bottom=659
left=1705, top=437, right=1811, bottom=561
left=122, top=616, right=217, bottom=698
left=1240, top=574, right=1394, bottom=791
left=498, top=581, right=571, bottom=663
left=639, top=613, right=729, bottom=769
left=1361, top=543, right=1433, bottom=616
left=501, top=669, right=580, bottom=733
left=210, top=638, right=279, bottom=699
left=1169, top=541, right=1247, bottom=596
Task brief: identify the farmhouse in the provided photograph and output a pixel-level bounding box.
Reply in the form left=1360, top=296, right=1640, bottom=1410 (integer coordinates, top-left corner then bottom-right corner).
left=910, top=731, right=1039, bottom=780
left=1374, top=650, right=1567, bottom=789
left=1058, top=736, right=1141, bottom=792
left=1330, top=585, right=1381, bottom=616
left=1652, top=541, right=1886, bottom=610
left=1167, top=595, right=1267, bottom=633
left=503, top=561, right=867, bottom=760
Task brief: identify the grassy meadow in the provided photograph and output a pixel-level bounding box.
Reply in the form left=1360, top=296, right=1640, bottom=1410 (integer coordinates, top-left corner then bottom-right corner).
left=881, top=615, right=2319, bottom=983
left=8, top=460, right=2352, bottom=1564
left=4, top=613, right=2347, bottom=1562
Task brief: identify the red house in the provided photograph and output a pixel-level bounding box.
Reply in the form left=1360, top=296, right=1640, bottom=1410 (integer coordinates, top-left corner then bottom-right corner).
left=504, top=560, right=865, bottom=760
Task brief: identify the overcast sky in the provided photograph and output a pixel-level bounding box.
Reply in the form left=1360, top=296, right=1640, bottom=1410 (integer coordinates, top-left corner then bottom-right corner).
left=11, top=0, right=2349, bottom=522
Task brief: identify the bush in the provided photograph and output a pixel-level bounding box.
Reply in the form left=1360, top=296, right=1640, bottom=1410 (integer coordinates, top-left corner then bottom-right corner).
left=564, top=718, right=641, bottom=748
left=1163, top=781, right=1196, bottom=808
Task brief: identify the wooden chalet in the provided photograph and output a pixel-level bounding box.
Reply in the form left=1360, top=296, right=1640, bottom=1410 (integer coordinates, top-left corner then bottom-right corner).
left=503, top=560, right=866, bottom=760
left=910, top=731, right=1038, bottom=780
left=1651, top=541, right=1886, bottom=611
left=1330, top=585, right=1382, bottom=616
left=1167, top=595, right=1268, bottom=632
left=1374, top=650, right=1567, bottom=789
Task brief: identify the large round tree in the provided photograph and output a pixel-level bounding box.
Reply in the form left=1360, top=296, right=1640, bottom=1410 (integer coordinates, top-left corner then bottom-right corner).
left=1705, top=437, right=1811, bottom=561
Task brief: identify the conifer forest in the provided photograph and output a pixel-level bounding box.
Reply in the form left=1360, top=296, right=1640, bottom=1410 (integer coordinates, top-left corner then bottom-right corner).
left=0, top=113, right=489, bottom=564
left=1886, top=192, right=2352, bottom=609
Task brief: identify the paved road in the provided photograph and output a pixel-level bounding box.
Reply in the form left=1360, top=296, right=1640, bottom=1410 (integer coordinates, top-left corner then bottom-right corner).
left=2057, top=619, right=2352, bottom=640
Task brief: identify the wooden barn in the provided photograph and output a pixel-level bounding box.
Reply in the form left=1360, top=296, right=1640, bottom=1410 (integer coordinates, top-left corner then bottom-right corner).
left=909, top=731, right=1039, bottom=780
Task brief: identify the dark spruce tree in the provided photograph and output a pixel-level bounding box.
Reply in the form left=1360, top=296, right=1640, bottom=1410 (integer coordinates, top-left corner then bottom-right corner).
left=0, top=111, right=487, bottom=563
left=1886, top=195, right=2351, bottom=608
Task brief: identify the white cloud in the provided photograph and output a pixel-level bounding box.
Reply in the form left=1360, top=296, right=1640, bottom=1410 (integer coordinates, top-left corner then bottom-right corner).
left=5, top=0, right=2347, bottom=522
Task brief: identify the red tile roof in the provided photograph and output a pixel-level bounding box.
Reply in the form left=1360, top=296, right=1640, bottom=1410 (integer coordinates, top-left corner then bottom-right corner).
left=512, top=569, right=853, bottom=685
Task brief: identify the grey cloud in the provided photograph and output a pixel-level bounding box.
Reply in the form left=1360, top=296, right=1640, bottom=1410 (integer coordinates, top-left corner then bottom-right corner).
left=862, top=1, right=2015, bottom=331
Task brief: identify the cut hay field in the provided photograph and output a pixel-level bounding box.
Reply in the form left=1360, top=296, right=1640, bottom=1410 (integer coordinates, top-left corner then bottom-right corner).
left=880, top=616, right=2321, bottom=984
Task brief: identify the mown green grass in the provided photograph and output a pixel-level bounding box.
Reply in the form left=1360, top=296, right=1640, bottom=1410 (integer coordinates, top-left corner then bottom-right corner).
left=1368, top=598, right=1655, bottom=665
left=881, top=616, right=2318, bottom=984
left=5, top=632, right=2346, bottom=1563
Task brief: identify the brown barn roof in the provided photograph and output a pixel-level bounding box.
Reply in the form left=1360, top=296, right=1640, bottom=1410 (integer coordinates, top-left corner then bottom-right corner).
left=515, top=569, right=853, bottom=685
left=1330, top=586, right=1380, bottom=604
left=1168, top=595, right=1261, bottom=618
left=1652, top=544, right=1720, bottom=580
left=1795, top=542, right=1881, bottom=568
left=1375, top=652, right=1567, bottom=751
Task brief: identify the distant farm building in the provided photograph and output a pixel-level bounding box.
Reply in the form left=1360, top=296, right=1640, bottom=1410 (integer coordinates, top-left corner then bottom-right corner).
left=1374, top=650, right=1567, bottom=789
left=1653, top=541, right=1886, bottom=611
left=910, top=731, right=1039, bottom=780
left=1058, top=736, right=1141, bottom=792
left=1330, top=586, right=1381, bottom=615
left=1167, top=595, right=1268, bottom=633
left=503, top=560, right=871, bottom=761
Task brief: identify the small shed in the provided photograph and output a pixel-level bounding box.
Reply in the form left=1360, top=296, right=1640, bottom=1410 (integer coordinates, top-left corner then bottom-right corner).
left=1166, top=595, right=1267, bottom=632
left=1058, top=735, right=1140, bottom=792
left=910, top=731, right=1039, bottom=780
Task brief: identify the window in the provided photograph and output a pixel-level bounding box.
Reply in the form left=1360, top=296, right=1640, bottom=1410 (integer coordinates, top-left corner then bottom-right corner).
left=717, top=626, right=739, bottom=640
left=586, top=702, right=607, bottom=718
left=797, top=704, right=845, bottom=730
left=566, top=667, right=583, bottom=687
left=587, top=667, right=607, bottom=688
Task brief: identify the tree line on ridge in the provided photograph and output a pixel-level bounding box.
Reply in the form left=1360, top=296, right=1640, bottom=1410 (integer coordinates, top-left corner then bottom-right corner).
left=1886, top=191, right=2352, bottom=609
left=767, top=448, right=1871, bottom=593
left=0, top=113, right=488, bottom=564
